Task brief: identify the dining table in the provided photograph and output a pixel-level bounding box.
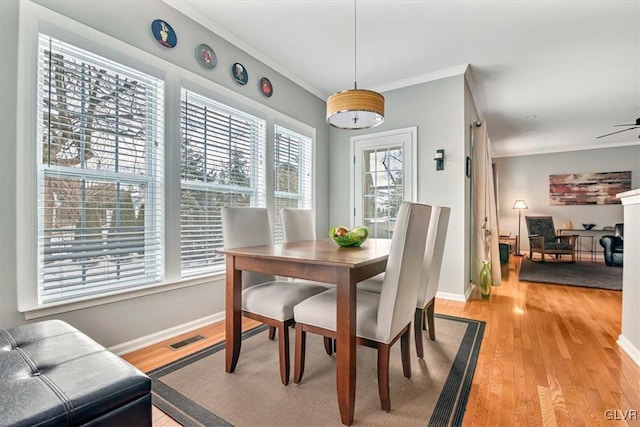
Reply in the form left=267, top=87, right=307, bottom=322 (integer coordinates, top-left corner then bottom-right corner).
left=218, top=237, right=391, bottom=426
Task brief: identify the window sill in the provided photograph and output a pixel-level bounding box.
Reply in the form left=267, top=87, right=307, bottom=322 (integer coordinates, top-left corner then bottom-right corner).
left=21, top=272, right=225, bottom=320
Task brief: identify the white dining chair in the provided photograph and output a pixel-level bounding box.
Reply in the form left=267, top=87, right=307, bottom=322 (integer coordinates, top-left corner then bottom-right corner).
left=292, top=202, right=432, bottom=412
left=414, top=206, right=450, bottom=356
left=280, top=208, right=316, bottom=242
left=280, top=208, right=335, bottom=355
left=222, top=207, right=328, bottom=385
left=357, top=206, right=450, bottom=358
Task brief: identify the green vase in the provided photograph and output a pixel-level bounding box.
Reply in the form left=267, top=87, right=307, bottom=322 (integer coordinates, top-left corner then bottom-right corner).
left=479, top=260, right=492, bottom=299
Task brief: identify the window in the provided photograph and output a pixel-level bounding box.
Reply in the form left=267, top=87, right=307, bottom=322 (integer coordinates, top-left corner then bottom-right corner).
left=37, top=34, right=164, bottom=304
left=352, top=127, right=417, bottom=238
left=273, top=126, right=312, bottom=242
left=180, top=89, right=266, bottom=276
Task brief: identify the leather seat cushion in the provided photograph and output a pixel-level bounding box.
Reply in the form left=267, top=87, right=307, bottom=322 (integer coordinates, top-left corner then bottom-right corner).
left=243, top=281, right=328, bottom=321
left=0, top=320, right=150, bottom=426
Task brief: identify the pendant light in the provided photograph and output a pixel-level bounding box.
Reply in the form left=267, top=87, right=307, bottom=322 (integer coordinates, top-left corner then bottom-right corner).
left=326, top=0, right=384, bottom=129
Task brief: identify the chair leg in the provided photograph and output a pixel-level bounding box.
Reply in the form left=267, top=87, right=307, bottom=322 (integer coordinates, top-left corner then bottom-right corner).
left=377, top=344, right=391, bottom=412
left=278, top=324, right=290, bottom=385
left=426, top=301, right=435, bottom=341
left=414, top=308, right=424, bottom=359
left=401, top=328, right=411, bottom=379
left=268, top=326, right=276, bottom=340
left=323, top=337, right=333, bottom=355
left=294, top=323, right=306, bottom=384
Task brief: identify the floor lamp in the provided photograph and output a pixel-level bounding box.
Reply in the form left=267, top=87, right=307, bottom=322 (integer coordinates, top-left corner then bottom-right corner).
left=513, top=200, right=528, bottom=256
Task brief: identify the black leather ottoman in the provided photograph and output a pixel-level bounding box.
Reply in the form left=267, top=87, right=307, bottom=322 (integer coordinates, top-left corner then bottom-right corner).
left=0, top=320, right=151, bottom=426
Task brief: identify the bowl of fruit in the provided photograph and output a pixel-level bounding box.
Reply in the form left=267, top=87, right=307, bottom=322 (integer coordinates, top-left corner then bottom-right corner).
left=329, top=225, right=370, bottom=247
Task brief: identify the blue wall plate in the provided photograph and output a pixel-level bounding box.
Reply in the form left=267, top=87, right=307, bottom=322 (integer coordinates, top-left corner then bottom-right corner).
left=151, top=19, right=177, bottom=48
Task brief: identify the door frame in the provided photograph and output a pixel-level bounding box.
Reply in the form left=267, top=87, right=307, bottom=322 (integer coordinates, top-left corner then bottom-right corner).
left=349, top=126, right=418, bottom=229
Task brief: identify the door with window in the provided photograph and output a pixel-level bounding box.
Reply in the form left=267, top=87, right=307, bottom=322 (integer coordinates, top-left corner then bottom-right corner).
left=351, top=127, right=417, bottom=238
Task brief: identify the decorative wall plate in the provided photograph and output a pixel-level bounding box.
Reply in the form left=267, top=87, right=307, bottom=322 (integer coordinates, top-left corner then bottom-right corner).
left=260, top=77, right=273, bottom=97
left=151, top=19, right=177, bottom=48
left=231, top=62, right=248, bottom=86
left=196, top=43, right=217, bottom=69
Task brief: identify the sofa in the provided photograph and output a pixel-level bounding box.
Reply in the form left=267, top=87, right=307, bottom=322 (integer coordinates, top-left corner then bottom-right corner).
left=0, top=320, right=151, bottom=426
left=600, top=223, right=624, bottom=267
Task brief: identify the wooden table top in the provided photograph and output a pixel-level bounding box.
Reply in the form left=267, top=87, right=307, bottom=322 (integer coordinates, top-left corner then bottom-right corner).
left=218, top=238, right=392, bottom=268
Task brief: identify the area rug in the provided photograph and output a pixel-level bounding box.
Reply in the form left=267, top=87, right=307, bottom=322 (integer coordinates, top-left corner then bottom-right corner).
left=149, top=314, right=484, bottom=427
left=519, top=259, right=622, bottom=290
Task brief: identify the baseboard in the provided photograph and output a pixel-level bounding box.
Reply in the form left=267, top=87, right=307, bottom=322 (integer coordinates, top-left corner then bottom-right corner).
left=436, top=290, right=468, bottom=302
left=109, top=312, right=225, bottom=356
left=617, top=334, right=640, bottom=367
left=464, top=285, right=474, bottom=300
left=111, top=285, right=474, bottom=355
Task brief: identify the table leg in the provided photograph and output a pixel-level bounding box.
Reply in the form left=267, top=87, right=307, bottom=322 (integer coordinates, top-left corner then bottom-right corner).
left=225, top=255, right=242, bottom=373
left=336, top=268, right=357, bottom=425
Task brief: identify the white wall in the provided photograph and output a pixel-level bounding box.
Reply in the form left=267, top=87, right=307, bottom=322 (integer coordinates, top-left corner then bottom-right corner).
left=329, top=75, right=473, bottom=299
left=0, top=0, right=20, bottom=333
left=464, top=78, right=480, bottom=291
left=0, top=0, right=329, bottom=346
left=618, top=189, right=640, bottom=367
left=494, top=146, right=640, bottom=253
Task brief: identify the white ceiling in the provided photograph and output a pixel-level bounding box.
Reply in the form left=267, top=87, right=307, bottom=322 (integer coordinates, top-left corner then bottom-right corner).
left=166, top=0, right=640, bottom=157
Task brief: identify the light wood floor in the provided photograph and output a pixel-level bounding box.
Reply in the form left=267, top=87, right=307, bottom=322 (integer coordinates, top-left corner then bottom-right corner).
left=123, top=257, right=640, bottom=426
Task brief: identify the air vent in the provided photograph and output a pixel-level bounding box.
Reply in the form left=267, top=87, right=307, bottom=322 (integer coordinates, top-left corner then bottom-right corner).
left=168, top=335, right=205, bottom=350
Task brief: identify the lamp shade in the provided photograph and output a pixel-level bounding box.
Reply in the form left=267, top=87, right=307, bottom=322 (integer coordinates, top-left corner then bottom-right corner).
left=326, top=89, right=385, bottom=129
left=513, top=200, right=528, bottom=209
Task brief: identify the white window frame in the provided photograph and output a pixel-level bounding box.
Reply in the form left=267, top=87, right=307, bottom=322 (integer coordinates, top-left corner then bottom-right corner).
left=35, top=34, right=165, bottom=305
left=179, top=88, right=267, bottom=277
left=273, top=125, right=313, bottom=242
left=350, top=127, right=418, bottom=231
left=16, top=2, right=317, bottom=319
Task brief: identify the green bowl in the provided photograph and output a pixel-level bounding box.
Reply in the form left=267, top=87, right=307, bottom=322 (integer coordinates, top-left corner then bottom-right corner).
left=329, top=226, right=370, bottom=247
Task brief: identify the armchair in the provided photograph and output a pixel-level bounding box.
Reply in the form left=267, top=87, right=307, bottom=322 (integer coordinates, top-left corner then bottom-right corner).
left=599, top=223, right=623, bottom=267
left=525, top=216, right=577, bottom=262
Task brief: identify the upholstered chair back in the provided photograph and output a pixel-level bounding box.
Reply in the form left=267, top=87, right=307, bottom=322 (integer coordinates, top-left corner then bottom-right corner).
left=525, top=216, right=556, bottom=247
left=281, top=208, right=316, bottom=242
left=222, top=207, right=276, bottom=288
left=377, top=202, right=431, bottom=343
left=417, top=206, right=451, bottom=308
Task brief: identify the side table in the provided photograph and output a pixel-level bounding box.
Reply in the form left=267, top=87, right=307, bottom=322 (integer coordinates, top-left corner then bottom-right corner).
left=577, top=235, right=595, bottom=262
left=499, top=235, right=518, bottom=255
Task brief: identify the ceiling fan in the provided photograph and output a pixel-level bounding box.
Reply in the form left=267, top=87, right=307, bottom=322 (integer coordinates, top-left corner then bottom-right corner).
left=596, top=117, right=640, bottom=139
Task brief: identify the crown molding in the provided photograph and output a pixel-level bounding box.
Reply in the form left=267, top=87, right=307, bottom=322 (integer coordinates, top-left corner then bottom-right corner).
left=370, top=64, right=469, bottom=94
left=492, top=140, right=640, bottom=158
left=163, top=0, right=326, bottom=100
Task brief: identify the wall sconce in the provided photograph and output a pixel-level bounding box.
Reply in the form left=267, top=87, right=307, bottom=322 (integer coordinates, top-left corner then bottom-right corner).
left=434, top=149, right=444, bottom=170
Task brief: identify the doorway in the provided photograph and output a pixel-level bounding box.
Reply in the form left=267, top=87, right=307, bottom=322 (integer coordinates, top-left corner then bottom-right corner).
left=350, top=127, right=417, bottom=238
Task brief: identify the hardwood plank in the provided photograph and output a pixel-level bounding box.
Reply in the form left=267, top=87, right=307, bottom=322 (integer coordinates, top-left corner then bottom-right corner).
left=123, top=257, right=640, bottom=426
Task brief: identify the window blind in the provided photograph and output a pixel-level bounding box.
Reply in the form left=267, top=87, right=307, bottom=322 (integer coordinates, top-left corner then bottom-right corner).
left=37, top=34, right=164, bottom=303
left=180, top=89, right=266, bottom=276
left=273, top=126, right=312, bottom=242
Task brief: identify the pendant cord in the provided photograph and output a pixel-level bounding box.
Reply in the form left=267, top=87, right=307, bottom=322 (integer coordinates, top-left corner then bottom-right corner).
left=354, top=0, right=357, bottom=90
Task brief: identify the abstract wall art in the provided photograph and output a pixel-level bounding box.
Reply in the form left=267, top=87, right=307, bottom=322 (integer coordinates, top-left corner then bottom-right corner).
left=549, top=171, right=631, bottom=205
